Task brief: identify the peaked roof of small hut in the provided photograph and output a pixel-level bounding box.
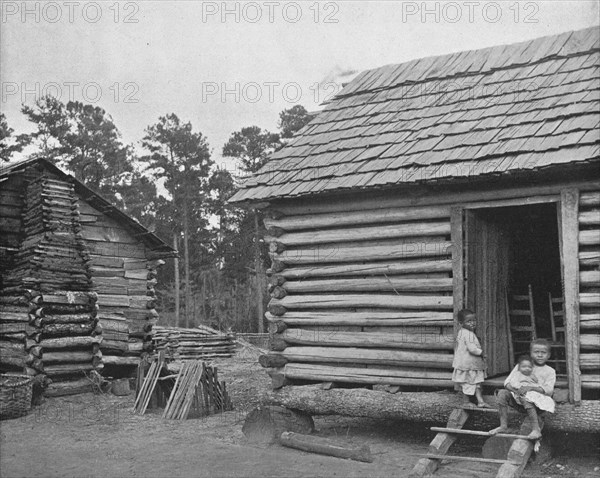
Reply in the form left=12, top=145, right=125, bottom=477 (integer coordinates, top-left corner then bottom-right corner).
left=0, top=157, right=175, bottom=256
left=231, top=27, right=600, bottom=204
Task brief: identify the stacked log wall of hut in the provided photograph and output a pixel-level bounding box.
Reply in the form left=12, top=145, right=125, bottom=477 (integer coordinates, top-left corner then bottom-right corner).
left=0, top=167, right=103, bottom=396
left=262, top=203, right=455, bottom=388
left=578, top=191, right=600, bottom=391
left=78, top=200, right=162, bottom=368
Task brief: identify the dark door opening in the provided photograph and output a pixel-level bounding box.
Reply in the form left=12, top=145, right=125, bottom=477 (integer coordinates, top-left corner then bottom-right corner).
left=465, top=203, right=562, bottom=378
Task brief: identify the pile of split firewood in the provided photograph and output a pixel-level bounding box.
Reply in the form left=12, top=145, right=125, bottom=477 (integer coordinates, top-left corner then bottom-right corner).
left=152, top=325, right=235, bottom=360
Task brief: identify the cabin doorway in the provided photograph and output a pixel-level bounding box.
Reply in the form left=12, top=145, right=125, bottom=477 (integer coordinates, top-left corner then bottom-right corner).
left=464, top=203, right=562, bottom=377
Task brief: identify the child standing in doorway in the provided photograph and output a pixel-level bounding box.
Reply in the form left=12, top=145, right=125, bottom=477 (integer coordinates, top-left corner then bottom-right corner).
left=452, top=309, right=489, bottom=408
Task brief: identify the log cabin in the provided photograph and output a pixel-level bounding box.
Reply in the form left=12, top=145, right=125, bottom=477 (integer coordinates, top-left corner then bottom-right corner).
left=230, top=27, right=600, bottom=432
left=0, top=157, right=175, bottom=396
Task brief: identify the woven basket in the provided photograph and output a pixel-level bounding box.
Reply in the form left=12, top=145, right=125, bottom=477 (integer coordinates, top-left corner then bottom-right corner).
left=0, top=374, right=33, bottom=420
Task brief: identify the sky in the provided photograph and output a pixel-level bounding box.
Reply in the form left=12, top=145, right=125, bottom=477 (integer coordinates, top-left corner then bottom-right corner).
left=1, top=1, right=599, bottom=170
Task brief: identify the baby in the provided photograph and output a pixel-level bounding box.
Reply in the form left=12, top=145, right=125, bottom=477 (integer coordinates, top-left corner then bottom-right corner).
left=490, top=339, right=556, bottom=439
left=507, top=355, right=555, bottom=414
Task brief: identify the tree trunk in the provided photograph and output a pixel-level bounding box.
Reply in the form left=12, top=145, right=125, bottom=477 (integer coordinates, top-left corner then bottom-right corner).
left=254, top=210, right=264, bottom=334
left=183, top=199, right=192, bottom=329
left=265, top=385, right=600, bottom=433
left=173, top=234, right=180, bottom=327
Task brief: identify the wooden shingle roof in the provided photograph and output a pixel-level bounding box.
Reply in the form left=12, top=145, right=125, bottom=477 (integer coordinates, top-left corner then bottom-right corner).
left=231, top=27, right=600, bottom=203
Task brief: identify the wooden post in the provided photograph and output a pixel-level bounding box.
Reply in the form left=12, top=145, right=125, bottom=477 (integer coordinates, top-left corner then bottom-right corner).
left=559, top=188, right=581, bottom=404
left=173, top=234, right=180, bottom=327
left=451, top=207, right=464, bottom=337
left=254, top=210, right=265, bottom=334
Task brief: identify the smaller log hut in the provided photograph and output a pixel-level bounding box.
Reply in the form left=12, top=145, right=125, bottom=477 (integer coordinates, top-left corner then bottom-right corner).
left=230, top=27, right=600, bottom=431
left=0, top=157, right=175, bottom=396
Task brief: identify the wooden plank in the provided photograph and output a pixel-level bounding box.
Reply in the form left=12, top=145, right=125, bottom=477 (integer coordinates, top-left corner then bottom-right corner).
left=560, top=188, right=581, bottom=403
left=451, top=207, right=464, bottom=337
left=429, top=427, right=534, bottom=440
left=414, top=454, right=510, bottom=465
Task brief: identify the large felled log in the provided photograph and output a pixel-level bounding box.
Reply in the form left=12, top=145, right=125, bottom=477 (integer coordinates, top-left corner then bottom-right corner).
left=267, top=221, right=451, bottom=246
left=264, top=205, right=451, bottom=231
left=273, top=240, right=452, bottom=265
left=281, top=346, right=454, bottom=369
left=265, top=311, right=453, bottom=327
left=283, top=363, right=453, bottom=385
left=270, top=294, right=453, bottom=311
left=282, top=329, right=454, bottom=350
left=265, top=385, right=600, bottom=433
left=283, top=277, right=453, bottom=293
left=278, top=258, right=452, bottom=279
left=242, top=405, right=314, bottom=444
left=280, top=431, right=373, bottom=463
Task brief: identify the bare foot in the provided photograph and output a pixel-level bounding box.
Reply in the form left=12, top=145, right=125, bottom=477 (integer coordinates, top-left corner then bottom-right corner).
left=489, top=426, right=508, bottom=436
left=527, top=430, right=542, bottom=440
left=477, top=401, right=491, bottom=408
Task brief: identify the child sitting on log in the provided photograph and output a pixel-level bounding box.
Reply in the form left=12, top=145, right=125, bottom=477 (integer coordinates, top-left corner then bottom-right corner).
left=452, top=309, right=489, bottom=408
left=490, top=339, right=556, bottom=440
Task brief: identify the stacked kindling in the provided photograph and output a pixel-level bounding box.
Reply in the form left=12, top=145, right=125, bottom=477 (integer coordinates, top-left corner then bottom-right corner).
left=578, top=191, right=600, bottom=390
left=153, top=325, right=236, bottom=360
left=0, top=174, right=103, bottom=395
left=260, top=204, right=456, bottom=389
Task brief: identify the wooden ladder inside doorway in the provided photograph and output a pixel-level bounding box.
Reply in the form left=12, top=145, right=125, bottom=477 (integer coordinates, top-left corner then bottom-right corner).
left=409, top=405, right=539, bottom=478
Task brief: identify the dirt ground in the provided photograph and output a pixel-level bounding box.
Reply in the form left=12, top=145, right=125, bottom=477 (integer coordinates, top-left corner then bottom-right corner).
left=1, top=345, right=599, bottom=478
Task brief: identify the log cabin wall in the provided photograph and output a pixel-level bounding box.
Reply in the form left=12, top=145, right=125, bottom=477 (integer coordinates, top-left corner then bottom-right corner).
left=0, top=166, right=103, bottom=396
left=78, top=200, right=160, bottom=369
left=263, top=204, right=455, bottom=388
left=578, top=191, right=600, bottom=393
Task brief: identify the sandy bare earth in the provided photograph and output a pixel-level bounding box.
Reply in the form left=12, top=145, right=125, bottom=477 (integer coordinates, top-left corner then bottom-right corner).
left=1, top=352, right=598, bottom=478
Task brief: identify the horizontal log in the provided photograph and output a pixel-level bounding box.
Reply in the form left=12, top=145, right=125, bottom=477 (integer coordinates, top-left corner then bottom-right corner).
left=44, top=377, right=93, bottom=397
left=278, top=258, right=452, bottom=279
left=580, top=353, right=600, bottom=370
left=0, top=322, right=37, bottom=335
left=581, top=335, right=600, bottom=350
left=43, top=363, right=96, bottom=376
left=580, top=270, right=600, bottom=287
left=270, top=294, right=453, bottom=312
left=0, top=311, right=30, bottom=323
left=268, top=222, right=451, bottom=247
left=42, top=323, right=94, bottom=337
left=283, top=277, right=453, bottom=294
left=579, top=210, right=600, bottom=226
left=580, top=191, right=600, bottom=207
left=0, top=355, right=27, bottom=368
left=265, top=385, right=600, bottom=433
left=41, top=291, right=95, bottom=305
left=42, top=314, right=93, bottom=324
left=101, top=355, right=139, bottom=366
left=274, top=240, right=452, bottom=265
left=579, top=230, right=600, bottom=246
left=580, top=313, right=600, bottom=330
left=581, top=374, right=600, bottom=389
left=42, top=350, right=99, bottom=363
left=265, top=311, right=454, bottom=327
left=281, top=346, right=453, bottom=369
left=283, top=363, right=453, bottom=384
left=283, top=329, right=454, bottom=350
left=264, top=205, right=451, bottom=232
left=279, top=431, right=373, bottom=463
left=39, top=336, right=102, bottom=350
left=101, top=339, right=129, bottom=354
left=580, top=293, right=600, bottom=308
